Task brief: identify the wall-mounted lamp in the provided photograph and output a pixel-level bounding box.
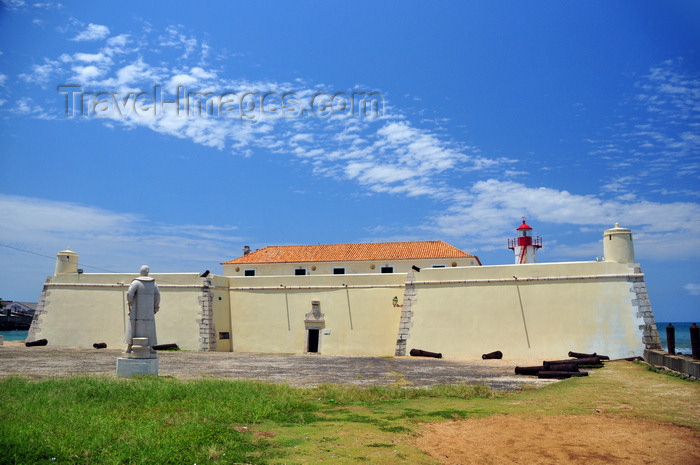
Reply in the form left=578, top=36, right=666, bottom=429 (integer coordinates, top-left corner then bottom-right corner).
left=392, top=296, right=403, bottom=307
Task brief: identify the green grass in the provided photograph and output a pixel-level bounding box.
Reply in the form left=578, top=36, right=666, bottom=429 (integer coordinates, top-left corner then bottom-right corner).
left=1, top=361, right=697, bottom=464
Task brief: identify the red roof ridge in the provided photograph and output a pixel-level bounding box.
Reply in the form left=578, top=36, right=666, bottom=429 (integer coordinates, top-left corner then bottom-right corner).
left=221, top=240, right=478, bottom=265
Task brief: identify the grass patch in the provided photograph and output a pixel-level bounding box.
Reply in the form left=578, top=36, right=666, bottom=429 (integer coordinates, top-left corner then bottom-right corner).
left=1, top=361, right=697, bottom=464
left=0, top=377, right=316, bottom=464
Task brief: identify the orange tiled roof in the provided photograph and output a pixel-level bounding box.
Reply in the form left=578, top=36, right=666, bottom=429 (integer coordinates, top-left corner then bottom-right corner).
left=221, top=241, right=479, bottom=264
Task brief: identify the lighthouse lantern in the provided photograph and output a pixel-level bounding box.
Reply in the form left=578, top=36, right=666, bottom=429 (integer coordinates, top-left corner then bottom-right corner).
left=508, top=218, right=542, bottom=264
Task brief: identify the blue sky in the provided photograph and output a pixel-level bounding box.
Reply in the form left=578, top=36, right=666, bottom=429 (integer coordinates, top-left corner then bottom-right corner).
left=0, top=1, right=698, bottom=321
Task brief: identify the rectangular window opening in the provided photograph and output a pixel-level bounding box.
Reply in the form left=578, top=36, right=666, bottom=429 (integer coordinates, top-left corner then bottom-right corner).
left=244, top=269, right=256, bottom=276
left=295, top=268, right=307, bottom=276
left=380, top=266, right=394, bottom=274
left=332, top=267, right=346, bottom=275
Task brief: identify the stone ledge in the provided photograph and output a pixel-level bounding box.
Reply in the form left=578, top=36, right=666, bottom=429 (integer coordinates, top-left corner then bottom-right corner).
left=116, top=357, right=159, bottom=377
left=644, top=349, right=699, bottom=379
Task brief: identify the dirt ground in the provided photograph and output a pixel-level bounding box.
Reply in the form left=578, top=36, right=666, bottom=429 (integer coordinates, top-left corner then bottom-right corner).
left=0, top=342, right=555, bottom=389
left=415, top=414, right=700, bottom=465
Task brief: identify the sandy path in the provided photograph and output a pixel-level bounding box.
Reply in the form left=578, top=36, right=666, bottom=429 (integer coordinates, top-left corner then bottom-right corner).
left=415, top=414, right=700, bottom=464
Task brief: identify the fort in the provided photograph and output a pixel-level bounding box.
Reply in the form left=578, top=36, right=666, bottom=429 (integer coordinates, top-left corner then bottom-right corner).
left=27, top=221, right=661, bottom=359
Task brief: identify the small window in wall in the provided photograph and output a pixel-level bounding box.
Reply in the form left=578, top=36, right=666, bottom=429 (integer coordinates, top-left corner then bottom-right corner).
left=295, top=268, right=307, bottom=276
left=332, top=267, right=345, bottom=275
left=432, top=264, right=446, bottom=268
left=244, top=269, right=256, bottom=276
left=380, top=265, right=394, bottom=274
left=219, top=332, right=230, bottom=340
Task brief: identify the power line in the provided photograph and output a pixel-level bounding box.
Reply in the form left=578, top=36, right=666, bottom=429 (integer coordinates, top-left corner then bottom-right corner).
left=0, top=243, right=121, bottom=273
left=0, top=243, right=216, bottom=288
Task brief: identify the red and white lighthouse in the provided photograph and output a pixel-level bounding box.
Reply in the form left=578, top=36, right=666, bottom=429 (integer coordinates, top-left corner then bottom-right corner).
left=507, top=218, right=542, bottom=264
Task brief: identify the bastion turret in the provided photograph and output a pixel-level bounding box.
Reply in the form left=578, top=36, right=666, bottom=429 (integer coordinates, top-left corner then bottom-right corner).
left=54, top=248, right=79, bottom=275
left=603, top=223, right=635, bottom=263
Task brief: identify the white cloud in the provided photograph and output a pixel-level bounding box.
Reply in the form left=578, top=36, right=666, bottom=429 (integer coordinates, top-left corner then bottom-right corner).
left=18, top=58, right=60, bottom=85
left=427, top=179, right=700, bottom=259
left=71, top=23, right=110, bottom=41
left=0, top=194, right=242, bottom=272
left=158, top=25, right=198, bottom=59
left=592, top=58, right=700, bottom=186
left=14, top=97, right=54, bottom=119
left=106, top=33, right=129, bottom=47
left=0, top=194, right=245, bottom=300
left=73, top=52, right=111, bottom=64
left=684, top=284, right=700, bottom=296
left=71, top=64, right=104, bottom=83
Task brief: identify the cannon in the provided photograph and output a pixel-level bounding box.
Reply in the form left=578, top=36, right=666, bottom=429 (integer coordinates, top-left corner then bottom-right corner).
left=92, top=342, right=107, bottom=349
left=542, top=362, right=580, bottom=372
left=153, top=343, right=180, bottom=351
left=568, top=351, right=609, bottom=360
left=25, top=339, right=48, bottom=347
left=544, top=357, right=602, bottom=368
left=515, top=363, right=579, bottom=376
left=538, top=371, right=589, bottom=379
left=514, top=366, right=542, bottom=376
left=482, top=350, right=503, bottom=360
left=409, top=348, right=442, bottom=359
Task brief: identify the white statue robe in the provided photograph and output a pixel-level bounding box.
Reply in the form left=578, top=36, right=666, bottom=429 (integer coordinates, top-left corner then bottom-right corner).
left=125, top=276, right=160, bottom=346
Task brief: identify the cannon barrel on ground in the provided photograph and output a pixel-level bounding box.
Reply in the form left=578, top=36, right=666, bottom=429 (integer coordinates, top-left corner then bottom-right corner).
left=542, top=362, right=580, bottom=372
left=153, top=343, right=179, bottom=351
left=515, top=366, right=542, bottom=376
left=568, top=351, right=609, bottom=360
left=25, top=339, right=48, bottom=347
left=544, top=357, right=602, bottom=367
left=538, top=371, right=589, bottom=379
left=409, top=348, right=442, bottom=359
left=482, top=351, right=503, bottom=360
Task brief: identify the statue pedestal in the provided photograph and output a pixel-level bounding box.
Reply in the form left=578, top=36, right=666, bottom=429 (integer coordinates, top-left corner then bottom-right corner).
left=117, top=337, right=158, bottom=377
left=116, top=357, right=158, bottom=377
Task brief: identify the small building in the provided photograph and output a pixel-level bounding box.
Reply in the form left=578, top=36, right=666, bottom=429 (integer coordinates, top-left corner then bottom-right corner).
left=0, top=301, right=37, bottom=330
left=221, top=240, right=482, bottom=276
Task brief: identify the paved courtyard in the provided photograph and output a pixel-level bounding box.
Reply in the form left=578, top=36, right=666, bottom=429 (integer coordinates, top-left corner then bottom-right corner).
left=0, top=344, right=556, bottom=390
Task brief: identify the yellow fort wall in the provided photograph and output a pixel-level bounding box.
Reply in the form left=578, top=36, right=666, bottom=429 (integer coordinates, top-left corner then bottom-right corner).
left=228, top=273, right=405, bottom=356
left=403, top=261, right=648, bottom=359
left=28, top=259, right=658, bottom=359
left=29, top=273, right=220, bottom=351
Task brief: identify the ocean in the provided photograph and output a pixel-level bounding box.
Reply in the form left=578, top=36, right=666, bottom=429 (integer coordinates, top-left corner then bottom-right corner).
left=656, top=322, right=695, bottom=354
left=0, top=329, right=29, bottom=342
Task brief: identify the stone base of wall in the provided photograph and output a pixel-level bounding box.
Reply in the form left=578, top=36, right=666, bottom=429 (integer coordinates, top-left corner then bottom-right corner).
left=644, top=349, right=700, bottom=379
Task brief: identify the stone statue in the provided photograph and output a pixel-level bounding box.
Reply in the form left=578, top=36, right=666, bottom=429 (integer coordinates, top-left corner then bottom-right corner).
left=125, top=265, right=160, bottom=353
